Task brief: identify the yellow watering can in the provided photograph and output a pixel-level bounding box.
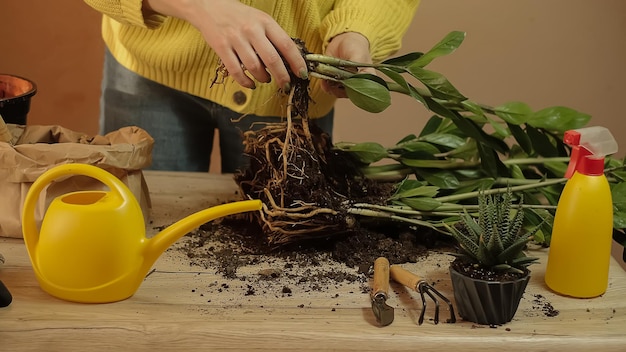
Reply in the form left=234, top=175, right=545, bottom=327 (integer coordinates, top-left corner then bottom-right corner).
left=22, top=163, right=261, bottom=303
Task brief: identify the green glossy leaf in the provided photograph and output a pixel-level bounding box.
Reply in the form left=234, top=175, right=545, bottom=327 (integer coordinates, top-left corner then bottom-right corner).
left=401, top=158, right=463, bottom=169
left=419, top=133, right=466, bottom=149
left=452, top=178, right=496, bottom=195
left=394, top=140, right=440, bottom=154
left=342, top=74, right=391, bottom=113
left=396, top=134, right=418, bottom=144
left=400, top=197, right=443, bottom=211
left=391, top=185, right=440, bottom=199
left=611, top=183, right=626, bottom=212
left=381, top=52, right=424, bottom=68
left=454, top=168, right=484, bottom=179
left=614, top=212, right=626, bottom=230
left=526, top=126, right=558, bottom=157
left=417, top=169, right=461, bottom=189
left=509, top=164, right=525, bottom=179
left=411, top=31, right=466, bottom=67
left=543, top=161, right=568, bottom=177
left=378, top=67, right=416, bottom=98
left=527, top=106, right=591, bottom=131
left=345, top=142, right=388, bottom=164
left=422, top=96, right=508, bottom=154
left=447, top=139, right=479, bottom=160
left=406, top=66, right=466, bottom=101
left=524, top=208, right=554, bottom=245
left=494, top=102, right=532, bottom=125
left=607, top=157, right=624, bottom=170
left=477, top=143, right=507, bottom=178
left=508, top=123, right=532, bottom=155
left=487, top=118, right=510, bottom=139
left=538, top=186, right=564, bottom=206
left=611, top=170, right=626, bottom=182
left=420, top=115, right=444, bottom=136
left=395, top=179, right=425, bottom=193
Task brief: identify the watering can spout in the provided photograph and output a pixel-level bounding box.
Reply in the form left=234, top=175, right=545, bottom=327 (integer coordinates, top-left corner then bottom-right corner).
left=143, top=200, right=262, bottom=267
left=22, top=163, right=262, bottom=303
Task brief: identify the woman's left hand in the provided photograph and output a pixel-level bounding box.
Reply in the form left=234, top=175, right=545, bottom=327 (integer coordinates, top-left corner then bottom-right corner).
left=320, top=32, right=374, bottom=98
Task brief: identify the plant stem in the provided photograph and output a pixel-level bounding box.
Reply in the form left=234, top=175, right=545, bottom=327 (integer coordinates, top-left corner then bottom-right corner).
left=305, top=54, right=381, bottom=69
left=502, top=157, right=569, bottom=165
left=346, top=208, right=447, bottom=232
left=434, top=178, right=566, bottom=203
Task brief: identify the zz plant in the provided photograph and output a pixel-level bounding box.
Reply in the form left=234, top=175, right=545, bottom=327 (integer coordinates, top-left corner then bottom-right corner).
left=306, top=30, right=626, bottom=254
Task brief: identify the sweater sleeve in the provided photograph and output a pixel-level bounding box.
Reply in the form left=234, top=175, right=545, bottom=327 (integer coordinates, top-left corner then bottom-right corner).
left=83, top=0, right=167, bottom=29
left=319, top=0, right=420, bottom=62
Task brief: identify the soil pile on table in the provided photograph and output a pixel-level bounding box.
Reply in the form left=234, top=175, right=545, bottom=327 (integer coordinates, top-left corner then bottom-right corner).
left=173, top=216, right=456, bottom=311
left=182, top=216, right=455, bottom=279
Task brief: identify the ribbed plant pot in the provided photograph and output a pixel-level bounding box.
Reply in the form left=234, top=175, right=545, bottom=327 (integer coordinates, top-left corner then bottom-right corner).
left=449, top=265, right=530, bottom=325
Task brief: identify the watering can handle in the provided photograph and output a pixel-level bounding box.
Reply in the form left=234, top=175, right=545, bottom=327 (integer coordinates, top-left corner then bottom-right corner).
left=22, top=163, right=134, bottom=255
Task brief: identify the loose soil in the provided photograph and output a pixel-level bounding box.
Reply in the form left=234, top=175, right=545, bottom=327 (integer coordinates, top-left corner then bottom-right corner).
left=174, top=216, right=561, bottom=322
left=181, top=215, right=455, bottom=280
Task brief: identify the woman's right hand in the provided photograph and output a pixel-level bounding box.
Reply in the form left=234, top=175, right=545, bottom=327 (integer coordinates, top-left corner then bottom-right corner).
left=144, top=0, right=307, bottom=90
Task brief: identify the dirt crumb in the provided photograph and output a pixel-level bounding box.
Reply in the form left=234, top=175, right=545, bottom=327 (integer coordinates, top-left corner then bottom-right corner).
left=531, top=294, right=560, bottom=317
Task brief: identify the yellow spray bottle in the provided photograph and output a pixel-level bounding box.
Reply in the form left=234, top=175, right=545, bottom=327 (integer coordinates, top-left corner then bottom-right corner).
left=545, top=126, right=618, bottom=298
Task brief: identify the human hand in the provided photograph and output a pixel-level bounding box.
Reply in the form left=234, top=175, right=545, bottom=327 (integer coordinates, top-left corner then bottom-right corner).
left=321, top=32, right=374, bottom=98
left=144, top=0, right=307, bottom=90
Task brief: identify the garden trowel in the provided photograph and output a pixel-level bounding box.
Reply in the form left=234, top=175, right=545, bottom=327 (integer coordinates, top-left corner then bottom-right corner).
left=371, top=257, right=394, bottom=326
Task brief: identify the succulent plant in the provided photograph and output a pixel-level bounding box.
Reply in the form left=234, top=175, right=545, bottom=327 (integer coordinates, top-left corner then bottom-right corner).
left=446, top=188, right=540, bottom=275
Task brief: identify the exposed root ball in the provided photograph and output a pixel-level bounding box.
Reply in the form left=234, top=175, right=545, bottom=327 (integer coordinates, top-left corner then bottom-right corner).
left=234, top=39, right=392, bottom=245
left=235, top=120, right=392, bottom=245
left=236, top=117, right=388, bottom=244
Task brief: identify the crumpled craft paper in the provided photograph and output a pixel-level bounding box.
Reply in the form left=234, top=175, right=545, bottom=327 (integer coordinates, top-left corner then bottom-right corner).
left=0, top=124, right=154, bottom=238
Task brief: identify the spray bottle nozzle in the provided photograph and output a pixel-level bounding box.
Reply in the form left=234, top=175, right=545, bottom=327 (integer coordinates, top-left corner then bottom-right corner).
left=564, top=126, right=618, bottom=178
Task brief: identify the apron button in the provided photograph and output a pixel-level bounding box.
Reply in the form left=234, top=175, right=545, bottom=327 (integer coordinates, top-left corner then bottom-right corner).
left=233, top=91, right=247, bottom=105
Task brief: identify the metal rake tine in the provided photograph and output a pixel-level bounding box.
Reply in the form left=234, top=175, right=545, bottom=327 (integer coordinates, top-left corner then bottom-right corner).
left=419, top=283, right=441, bottom=324
left=389, top=264, right=457, bottom=325
left=417, top=286, right=428, bottom=325
left=421, top=282, right=457, bottom=324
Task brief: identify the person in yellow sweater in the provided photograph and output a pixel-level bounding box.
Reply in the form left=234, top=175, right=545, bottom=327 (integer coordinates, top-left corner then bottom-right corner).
left=84, top=0, right=420, bottom=172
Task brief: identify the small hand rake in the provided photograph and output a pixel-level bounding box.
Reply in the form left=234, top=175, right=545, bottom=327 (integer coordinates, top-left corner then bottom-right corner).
left=390, top=265, right=456, bottom=325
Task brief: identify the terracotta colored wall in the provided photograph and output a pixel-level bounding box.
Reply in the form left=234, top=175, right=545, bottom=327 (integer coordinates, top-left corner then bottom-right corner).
left=1, top=1, right=103, bottom=135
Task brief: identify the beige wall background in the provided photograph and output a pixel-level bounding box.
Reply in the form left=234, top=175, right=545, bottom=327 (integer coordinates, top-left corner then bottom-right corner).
left=2, top=0, right=626, bottom=164
left=2, top=1, right=626, bottom=264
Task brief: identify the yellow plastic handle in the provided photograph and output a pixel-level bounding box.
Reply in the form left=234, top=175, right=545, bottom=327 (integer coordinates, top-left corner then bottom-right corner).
left=22, top=163, right=133, bottom=256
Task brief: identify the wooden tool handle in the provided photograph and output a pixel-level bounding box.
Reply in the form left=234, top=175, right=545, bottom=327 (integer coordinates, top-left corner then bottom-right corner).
left=372, top=257, right=390, bottom=297
left=0, top=115, right=12, bottom=143
left=390, top=265, right=423, bottom=291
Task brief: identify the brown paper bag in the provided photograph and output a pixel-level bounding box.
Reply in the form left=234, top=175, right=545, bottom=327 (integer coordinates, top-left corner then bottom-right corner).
left=0, top=124, right=154, bottom=238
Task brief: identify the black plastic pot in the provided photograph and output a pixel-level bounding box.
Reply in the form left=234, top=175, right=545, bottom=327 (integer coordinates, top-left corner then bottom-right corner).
left=449, top=265, right=530, bottom=325
left=0, top=74, right=37, bottom=125
left=0, top=280, right=12, bottom=307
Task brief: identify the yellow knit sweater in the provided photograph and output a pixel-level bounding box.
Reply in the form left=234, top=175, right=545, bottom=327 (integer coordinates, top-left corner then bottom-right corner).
left=84, top=0, right=420, bottom=118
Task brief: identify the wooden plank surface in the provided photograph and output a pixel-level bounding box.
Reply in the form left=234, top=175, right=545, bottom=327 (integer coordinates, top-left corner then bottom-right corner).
left=1, top=171, right=625, bottom=351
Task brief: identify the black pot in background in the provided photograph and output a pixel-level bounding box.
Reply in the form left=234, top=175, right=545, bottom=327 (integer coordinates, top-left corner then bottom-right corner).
left=0, top=280, right=11, bottom=307
left=449, top=265, right=530, bottom=325
left=0, top=74, right=37, bottom=125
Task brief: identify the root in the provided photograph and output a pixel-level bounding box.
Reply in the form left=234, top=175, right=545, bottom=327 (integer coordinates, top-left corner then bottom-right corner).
left=234, top=40, right=392, bottom=245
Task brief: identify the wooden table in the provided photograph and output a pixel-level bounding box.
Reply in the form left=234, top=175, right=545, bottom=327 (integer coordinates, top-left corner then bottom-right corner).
left=1, top=171, right=625, bottom=351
